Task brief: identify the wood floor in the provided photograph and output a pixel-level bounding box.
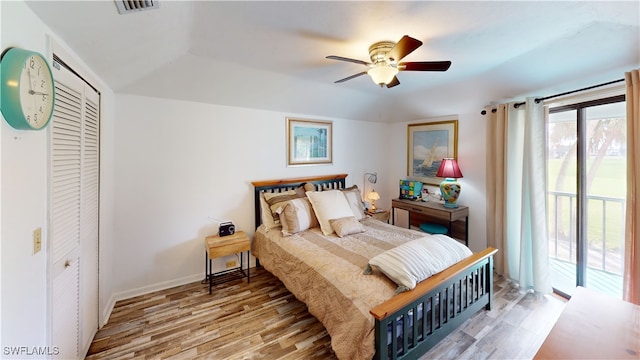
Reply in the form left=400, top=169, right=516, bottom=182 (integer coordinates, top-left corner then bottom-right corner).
left=87, top=268, right=566, bottom=360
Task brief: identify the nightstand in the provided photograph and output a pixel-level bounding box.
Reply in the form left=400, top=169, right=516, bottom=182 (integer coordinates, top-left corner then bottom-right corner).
left=204, top=231, right=251, bottom=294
left=366, top=209, right=390, bottom=223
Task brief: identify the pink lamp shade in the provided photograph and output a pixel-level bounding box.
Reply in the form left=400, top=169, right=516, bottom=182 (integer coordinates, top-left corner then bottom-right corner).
left=436, top=158, right=463, bottom=179
left=436, top=158, right=463, bottom=208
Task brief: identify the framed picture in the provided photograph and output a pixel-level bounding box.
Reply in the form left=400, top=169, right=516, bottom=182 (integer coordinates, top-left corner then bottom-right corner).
left=287, top=118, right=333, bottom=166
left=407, top=119, right=458, bottom=185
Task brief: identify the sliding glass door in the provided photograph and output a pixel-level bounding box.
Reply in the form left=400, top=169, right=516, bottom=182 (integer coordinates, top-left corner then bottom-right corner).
left=546, top=95, right=626, bottom=298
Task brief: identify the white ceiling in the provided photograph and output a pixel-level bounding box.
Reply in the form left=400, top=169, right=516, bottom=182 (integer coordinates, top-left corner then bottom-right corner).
left=26, top=1, right=640, bottom=122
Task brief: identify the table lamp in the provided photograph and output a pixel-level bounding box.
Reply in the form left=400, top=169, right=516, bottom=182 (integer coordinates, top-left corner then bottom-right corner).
left=436, top=158, right=463, bottom=208
left=367, top=190, right=380, bottom=211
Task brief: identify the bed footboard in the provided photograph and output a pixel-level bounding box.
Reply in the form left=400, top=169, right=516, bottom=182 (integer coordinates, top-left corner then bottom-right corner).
left=371, top=248, right=497, bottom=360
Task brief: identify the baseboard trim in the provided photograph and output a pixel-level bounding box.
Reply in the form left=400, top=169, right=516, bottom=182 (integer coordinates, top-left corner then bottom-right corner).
left=101, top=294, right=116, bottom=327
left=104, top=264, right=257, bottom=325
left=111, top=273, right=205, bottom=305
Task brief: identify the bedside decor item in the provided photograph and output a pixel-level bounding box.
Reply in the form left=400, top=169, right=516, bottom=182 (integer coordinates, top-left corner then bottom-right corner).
left=436, top=158, right=463, bottom=208
left=407, top=119, right=458, bottom=184
left=367, top=190, right=380, bottom=210
left=0, top=47, right=55, bottom=130
left=399, top=179, right=423, bottom=200
left=363, top=172, right=377, bottom=186
left=362, top=171, right=378, bottom=209
left=218, top=221, right=235, bottom=237
left=286, top=117, right=332, bottom=166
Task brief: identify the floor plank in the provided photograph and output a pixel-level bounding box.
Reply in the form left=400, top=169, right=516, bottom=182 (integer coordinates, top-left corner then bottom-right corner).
left=88, top=268, right=565, bottom=359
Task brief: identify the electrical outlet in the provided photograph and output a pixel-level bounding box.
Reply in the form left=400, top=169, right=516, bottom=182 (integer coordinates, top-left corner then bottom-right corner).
left=226, top=260, right=237, bottom=269
left=33, top=228, right=42, bottom=254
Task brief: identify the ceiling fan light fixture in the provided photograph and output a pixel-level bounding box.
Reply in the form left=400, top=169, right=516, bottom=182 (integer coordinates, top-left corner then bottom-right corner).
left=368, top=66, right=398, bottom=86
left=327, top=35, right=451, bottom=88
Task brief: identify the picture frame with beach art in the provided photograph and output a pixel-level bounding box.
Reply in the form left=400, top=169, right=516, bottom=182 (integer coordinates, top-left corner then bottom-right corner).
left=287, top=118, right=333, bottom=166
left=407, top=119, right=458, bottom=185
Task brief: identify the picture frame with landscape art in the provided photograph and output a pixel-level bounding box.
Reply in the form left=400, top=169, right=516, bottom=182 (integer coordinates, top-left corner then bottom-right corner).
left=407, top=119, right=458, bottom=185
left=287, top=118, right=333, bottom=166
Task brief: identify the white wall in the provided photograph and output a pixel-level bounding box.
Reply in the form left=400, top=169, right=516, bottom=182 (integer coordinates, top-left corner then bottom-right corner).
left=0, top=0, right=116, bottom=355
left=112, top=94, right=390, bottom=297
left=1, top=1, right=58, bottom=351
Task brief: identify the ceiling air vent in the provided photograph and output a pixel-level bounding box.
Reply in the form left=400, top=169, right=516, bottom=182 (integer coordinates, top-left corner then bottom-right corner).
left=115, top=0, right=159, bottom=15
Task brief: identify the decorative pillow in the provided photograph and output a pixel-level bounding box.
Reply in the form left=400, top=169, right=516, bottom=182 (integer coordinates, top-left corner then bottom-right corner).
left=364, top=235, right=473, bottom=293
left=294, top=183, right=308, bottom=198
left=259, top=192, right=277, bottom=230
left=306, top=190, right=356, bottom=236
left=329, top=216, right=365, bottom=237
left=341, top=185, right=366, bottom=220
left=278, top=198, right=318, bottom=236
left=261, top=190, right=298, bottom=230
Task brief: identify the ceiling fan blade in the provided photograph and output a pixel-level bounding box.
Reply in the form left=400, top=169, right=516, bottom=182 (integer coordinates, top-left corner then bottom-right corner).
left=326, top=55, right=370, bottom=66
left=334, top=71, right=368, bottom=83
left=387, top=35, right=423, bottom=62
left=386, top=76, right=400, bottom=88
left=400, top=61, right=452, bottom=71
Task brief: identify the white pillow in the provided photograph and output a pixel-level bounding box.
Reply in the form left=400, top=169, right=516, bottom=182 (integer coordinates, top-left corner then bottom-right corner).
left=365, top=235, right=473, bottom=292
left=341, top=185, right=365, bottom=220
left=306, top=190, right=355, bottom=236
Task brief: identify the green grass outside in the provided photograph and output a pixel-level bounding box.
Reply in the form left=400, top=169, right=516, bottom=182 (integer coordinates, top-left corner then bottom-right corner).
left=547, top=156, right=626, bottom=251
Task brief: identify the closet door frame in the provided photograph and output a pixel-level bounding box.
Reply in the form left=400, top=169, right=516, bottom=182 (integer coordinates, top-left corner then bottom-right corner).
left=47, top=38, right=101, bottom=359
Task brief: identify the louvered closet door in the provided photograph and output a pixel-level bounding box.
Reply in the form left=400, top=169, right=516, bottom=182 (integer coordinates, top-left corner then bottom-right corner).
left=80, top=81, right=99, bottom=354
left=50, top=60, right=99, bottom=359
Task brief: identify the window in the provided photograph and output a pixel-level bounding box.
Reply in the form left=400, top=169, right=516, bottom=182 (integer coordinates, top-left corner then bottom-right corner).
left=546, top=94, right=626, bottom=298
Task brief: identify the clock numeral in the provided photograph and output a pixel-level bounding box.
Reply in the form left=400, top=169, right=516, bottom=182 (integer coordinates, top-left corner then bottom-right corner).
left=29, top=58, right=35, bottom=69
left=42, top=94, right=47, bottom=102
left=40, top=79, right=45, bottom=89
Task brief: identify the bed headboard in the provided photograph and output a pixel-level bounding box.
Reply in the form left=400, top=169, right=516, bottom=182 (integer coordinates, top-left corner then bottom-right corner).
left=251, top=174, right=347, bottom=229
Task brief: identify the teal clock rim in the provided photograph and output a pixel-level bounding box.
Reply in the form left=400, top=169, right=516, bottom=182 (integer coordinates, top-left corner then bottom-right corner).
left=1, top=47, right=56, bottom=130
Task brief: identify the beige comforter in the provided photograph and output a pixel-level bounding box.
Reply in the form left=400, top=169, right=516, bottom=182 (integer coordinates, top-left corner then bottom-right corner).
left=252, top=218, right=427, bottom=360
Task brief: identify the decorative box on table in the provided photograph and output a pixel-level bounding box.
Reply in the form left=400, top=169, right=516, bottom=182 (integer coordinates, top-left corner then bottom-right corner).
left=399, top=179, right=423, bottom=200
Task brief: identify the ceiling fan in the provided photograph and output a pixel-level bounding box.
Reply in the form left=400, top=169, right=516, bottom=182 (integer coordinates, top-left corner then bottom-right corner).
left=326, top=35, right=451, bottom=88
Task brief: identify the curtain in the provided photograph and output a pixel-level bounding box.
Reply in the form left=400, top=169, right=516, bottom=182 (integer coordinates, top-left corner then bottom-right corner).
left=486, top=98, right=552, bottom=293
left=486, top=104, right=508, bottom=276
left=624, top=69, right=640, bottom=305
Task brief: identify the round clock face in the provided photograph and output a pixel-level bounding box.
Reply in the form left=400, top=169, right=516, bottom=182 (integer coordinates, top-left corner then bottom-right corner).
left=1, top=48, right=55, bottom=130
left=20, top=54, right=55, bottom=129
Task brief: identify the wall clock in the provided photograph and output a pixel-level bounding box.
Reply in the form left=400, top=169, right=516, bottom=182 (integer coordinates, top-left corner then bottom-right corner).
left=1, top=47, right=55, bottom=130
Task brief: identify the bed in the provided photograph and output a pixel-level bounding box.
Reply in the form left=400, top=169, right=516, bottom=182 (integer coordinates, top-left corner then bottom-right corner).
left=251, top=174, right=497, bottom=360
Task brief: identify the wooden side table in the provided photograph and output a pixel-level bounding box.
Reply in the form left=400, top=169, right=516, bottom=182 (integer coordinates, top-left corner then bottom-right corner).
left=366, top=209, right=390, bottom=223
left=391, top=198, right=469, bottom=246
left=204, top=230, right=251, bottom=294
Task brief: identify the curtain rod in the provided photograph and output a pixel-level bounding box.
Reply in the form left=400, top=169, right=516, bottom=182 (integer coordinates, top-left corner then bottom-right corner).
left=481, top=78, right=625, bottom=115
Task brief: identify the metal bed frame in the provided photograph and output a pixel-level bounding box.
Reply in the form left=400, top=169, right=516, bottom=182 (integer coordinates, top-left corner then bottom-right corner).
left=252, top=174, right=497, bottom=360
